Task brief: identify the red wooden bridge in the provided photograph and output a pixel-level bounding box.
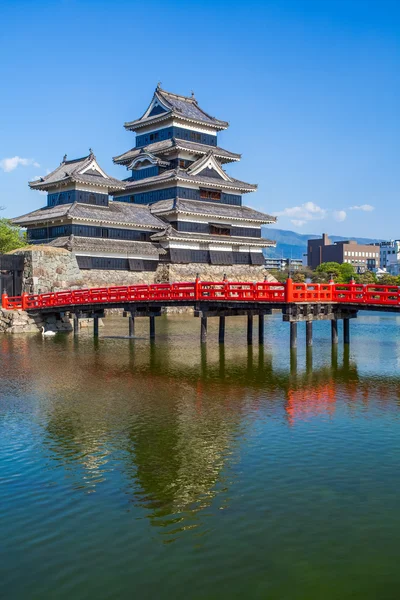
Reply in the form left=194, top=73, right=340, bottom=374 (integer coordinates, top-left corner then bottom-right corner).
left=2, top=278, right=400, bottom=346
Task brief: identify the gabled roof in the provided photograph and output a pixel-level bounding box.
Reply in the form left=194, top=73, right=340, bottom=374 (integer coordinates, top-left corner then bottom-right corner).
left=116, top=168, right=257, bottom=194
left=12, top=201, right=166, bottom=229
left=150, top=225, right=275, bottom=247
left=113, top=139, right=240, bottom=166
left=128, top=151, right=170, bottom=170
left=124, top=85, right=228, bottom=132
left=186, top=151, right=231, bottom=181
left=29, top=151, right=126, bottom=192
left=150, top=198, right=276, bottom=224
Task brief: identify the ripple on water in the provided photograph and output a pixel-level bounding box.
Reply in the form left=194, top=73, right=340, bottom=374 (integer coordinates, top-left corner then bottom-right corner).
left=2, top=314, right=400, bottom=599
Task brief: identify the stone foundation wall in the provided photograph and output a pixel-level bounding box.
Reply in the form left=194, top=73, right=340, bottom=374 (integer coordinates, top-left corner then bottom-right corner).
left=82, top=269, right=156, bottom=287
left=9, top=246, right=276, bottom=294
left=11, top=246, right=82, bottom=293
left=0, top=309, right=72, bottom=334
left=163, top=263, right=276, bottom=283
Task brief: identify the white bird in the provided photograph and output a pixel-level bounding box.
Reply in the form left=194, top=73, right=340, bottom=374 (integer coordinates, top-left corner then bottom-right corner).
left=41, top=327, right=56, bottom=337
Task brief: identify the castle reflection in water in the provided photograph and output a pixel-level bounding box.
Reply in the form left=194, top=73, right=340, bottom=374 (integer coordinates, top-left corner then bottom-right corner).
left=2, top=317, right=400, bottom=538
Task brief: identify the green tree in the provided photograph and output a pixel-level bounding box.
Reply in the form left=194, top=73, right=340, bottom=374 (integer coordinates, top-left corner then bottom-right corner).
left=378, top=273, right=398, bottom=286
left=269, top=269, right=287, bottom=283
left=354, top=270, right=377, bottom=284
left=338, top=262, right=356, bottom=283
left=314, top=261, right=356, bottom=283
left=0, top=218, right=27, bottom=253
left=314, top=262, right=341, bottom=282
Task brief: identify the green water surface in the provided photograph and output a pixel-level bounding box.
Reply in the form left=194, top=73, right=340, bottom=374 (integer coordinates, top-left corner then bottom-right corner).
left=1, top=312, right=400, bottom=599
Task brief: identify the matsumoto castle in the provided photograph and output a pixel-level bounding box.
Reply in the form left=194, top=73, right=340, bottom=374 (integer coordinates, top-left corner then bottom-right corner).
left=14, top=85, right=276, bottom=278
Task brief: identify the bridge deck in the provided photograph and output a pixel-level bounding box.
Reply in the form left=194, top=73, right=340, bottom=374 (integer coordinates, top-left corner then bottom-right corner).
left=3, top=279, right=400, bottom=312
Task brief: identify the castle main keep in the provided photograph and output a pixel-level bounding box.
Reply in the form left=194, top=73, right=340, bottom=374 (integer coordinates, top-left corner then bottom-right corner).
left=13, top=85, right=276, bottom=291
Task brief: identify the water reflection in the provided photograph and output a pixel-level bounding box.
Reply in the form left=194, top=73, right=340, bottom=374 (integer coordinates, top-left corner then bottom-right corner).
left=2, top=315, right=400, bottom=540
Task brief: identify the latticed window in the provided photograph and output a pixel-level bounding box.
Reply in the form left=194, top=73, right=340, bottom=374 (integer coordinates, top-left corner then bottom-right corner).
left=200, top=189, right=221, bottom=201
left=210, top=224, right=231, bottom=236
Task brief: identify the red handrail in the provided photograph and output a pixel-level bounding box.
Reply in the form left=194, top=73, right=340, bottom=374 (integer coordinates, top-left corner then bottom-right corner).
left=3, top=279, right=400, bottom=311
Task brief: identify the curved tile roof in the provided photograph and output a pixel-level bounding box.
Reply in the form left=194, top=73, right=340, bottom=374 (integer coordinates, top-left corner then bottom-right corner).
left=12, top=201, right=166, bottom=229
left=29, top=152, right=126, bottom=192
left=150, top=198, right=276, bottom=224
left=113, top=139, right=240, bottom=165
left=118, top=168, right=257, bottom=194
left=150, top=226, right=275, bottom=247
left=48, top=236, right=164, bottom=256
left=124, top=87, right=228, bottom=131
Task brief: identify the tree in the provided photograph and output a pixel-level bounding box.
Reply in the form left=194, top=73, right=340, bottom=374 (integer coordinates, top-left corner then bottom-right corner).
left=354, top=270, right=377, bottom=284
left=314, top=261, right=356, bottom=283
left=315, top=262, right=342, bottom=281
left=0, top=218, right=27, bottom=254
left=378, top=273, right=398, bottom=286
left=338, top=262, right=356, bottom=283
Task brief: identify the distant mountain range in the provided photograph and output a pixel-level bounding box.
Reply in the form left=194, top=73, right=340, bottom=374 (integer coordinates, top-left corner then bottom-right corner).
left=262, top=228, right=382, bottom=259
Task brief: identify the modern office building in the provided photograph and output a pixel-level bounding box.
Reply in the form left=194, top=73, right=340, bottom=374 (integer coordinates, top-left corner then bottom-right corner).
left=307, top=233, right=379, bottom=272
left=264, top=257, right=303, bottom=271
left=378, top=240, right=400, bottom=274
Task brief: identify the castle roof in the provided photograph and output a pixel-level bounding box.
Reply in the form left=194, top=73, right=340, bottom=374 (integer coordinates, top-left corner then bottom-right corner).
left=48, top=236, right=164, bottom=257
left=29, top=152, right=126, bottom=192
left=124, top=86, right=228, bottom=132
left=118, top=167, right=257, bottom=194
left=150, top=226, right=275, bottom=248
left=150, top=198, right=276, bottom=224
left=113, top=139, right=240, bottom=166
left=12, top=201, right=166, bottom=229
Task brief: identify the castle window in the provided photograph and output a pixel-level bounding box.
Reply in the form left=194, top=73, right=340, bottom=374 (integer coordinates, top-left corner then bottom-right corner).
left=210, top=224, right=231, bottom=236
left=200, top=189, right=221, bottom=201
left=101, top=228, right=109, bottom=238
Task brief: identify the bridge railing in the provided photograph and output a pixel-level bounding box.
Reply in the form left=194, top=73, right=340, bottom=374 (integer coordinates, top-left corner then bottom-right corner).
left=3, top=280, right=400, bottom=310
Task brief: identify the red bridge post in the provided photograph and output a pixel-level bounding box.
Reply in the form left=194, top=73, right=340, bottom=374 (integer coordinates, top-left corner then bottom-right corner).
left=285, top=278, right=293, bottom=303
left=1, top=293, right=8, bottom=309
left=21, top=293, right=28, bottom=311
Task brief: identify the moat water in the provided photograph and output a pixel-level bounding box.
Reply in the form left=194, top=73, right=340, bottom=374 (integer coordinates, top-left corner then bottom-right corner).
left=2, top=312, right=400, bottom=599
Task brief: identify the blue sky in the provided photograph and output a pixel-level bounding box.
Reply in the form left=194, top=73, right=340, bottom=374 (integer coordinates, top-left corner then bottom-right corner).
left=0, top=0, right=399, bottom=238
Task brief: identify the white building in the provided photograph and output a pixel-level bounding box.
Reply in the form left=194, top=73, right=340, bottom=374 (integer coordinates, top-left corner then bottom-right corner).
left=379, top=240, right=400, bottom=274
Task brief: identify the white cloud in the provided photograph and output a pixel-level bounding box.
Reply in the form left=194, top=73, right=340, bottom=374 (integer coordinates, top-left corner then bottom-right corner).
left=0, top=156, right=40, bottom=172
left=274, top=202, right=327, bottom=227
left=349, top=204, right=375, bottom=212
left=333, top=210, right=347, bottom=222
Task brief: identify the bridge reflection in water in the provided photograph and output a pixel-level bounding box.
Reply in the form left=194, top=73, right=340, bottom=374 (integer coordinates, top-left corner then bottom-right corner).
left=2, top=313, right=400, bottom=543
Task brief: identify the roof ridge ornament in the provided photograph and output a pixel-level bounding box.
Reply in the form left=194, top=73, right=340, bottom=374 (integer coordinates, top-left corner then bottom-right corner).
left=62, top=154, right=67, bottom=163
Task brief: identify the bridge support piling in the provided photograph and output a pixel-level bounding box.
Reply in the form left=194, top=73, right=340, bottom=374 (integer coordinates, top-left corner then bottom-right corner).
left=258, top=314, right=264, bottom=345
left=93, top=316, right=99, bottom=338
left=290, top=348, right=297, bottom=374
left=129, top=314, right=135, bottom=338
left=149, top=316, right=155, bottom=339
left=344, top=318, right=350, bottom=345
left=201, top=317, right=207, bottom=344
left=218, top=316, right=225, bottom=344
left=331, top=320, right=338, bottom=345
left=290, top=322, right=297, bottom=349
left=306, top=321, right=313, bottom=347
left=247, top=315, right=253, bottom=345
left=73, top=314, right=79, bottom=336
left=306, top=346, right=313, bottom=372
